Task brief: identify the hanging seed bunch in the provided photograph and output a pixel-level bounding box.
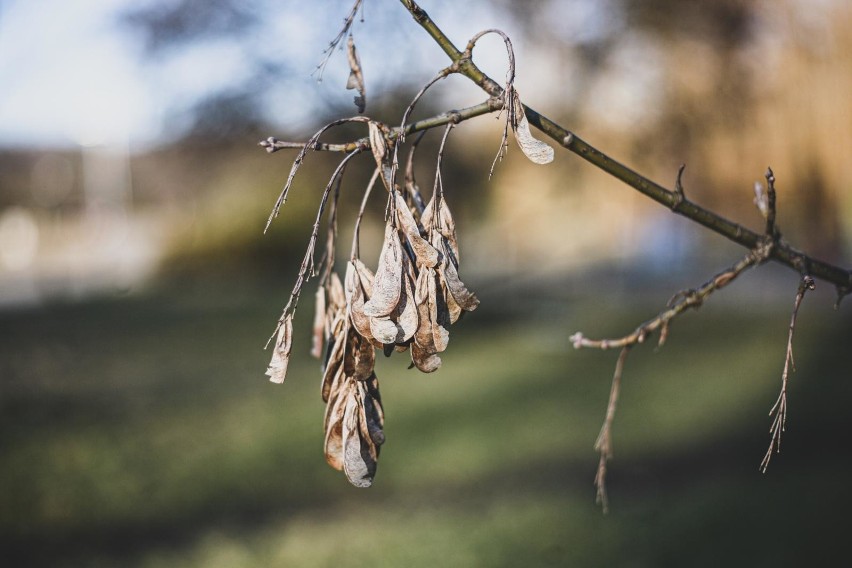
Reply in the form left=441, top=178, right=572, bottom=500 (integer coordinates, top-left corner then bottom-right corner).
left=261, top=15, right=555, bottom=488
left=264, top=117, right=479, bottom=487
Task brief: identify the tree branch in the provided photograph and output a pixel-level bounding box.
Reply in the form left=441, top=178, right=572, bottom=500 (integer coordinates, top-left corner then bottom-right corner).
left=398, top=0, right=851, bottom=298
left=259, top=98, right=503, bottom=154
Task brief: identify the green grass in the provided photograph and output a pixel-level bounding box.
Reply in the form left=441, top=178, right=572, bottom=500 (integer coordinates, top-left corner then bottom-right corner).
left=1, top=274, right=850, bottom=567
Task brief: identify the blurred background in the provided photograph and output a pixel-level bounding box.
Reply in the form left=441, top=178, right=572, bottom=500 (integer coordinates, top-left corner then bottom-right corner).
left=1, top=0, right=851, bottom=566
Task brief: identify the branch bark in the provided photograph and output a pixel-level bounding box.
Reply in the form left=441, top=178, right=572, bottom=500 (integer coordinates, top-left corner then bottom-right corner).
left=398, top=0, right=851, bottom=298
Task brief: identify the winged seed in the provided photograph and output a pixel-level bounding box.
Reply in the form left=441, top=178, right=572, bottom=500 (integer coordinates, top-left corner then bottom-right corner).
left=512, top=89, right=554, bottom=165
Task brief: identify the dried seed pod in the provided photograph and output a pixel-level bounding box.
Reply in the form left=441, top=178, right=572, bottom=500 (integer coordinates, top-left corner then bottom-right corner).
left=345, top=34, right=366, bottom=114
left=363, top=222, right=403, bottom=317
left=342, top=386, right=376, bottom=487
left=427, top=267, right=450, bottom=352
left=395, top=191, right=438, bottom=268
left=396, top=254, right=419, bottom=342
left=411, top=341, right=442, bottom=373
left=323, top=381, right=348, bottom=471
left=347, top=261, right=376, bottom=342
left=414, top=268, right=437, bottom=351
left=321, top=330, right=345, bottom=402
left=344, top=330, right=375, bottom=382
left=369, top=315, right=401, bottom=345
left=511, top=88, right=554, bottom=165
left=436, top=196, right=460, bottom=263
left=266, top=315, right=294, bottom=384
left=368, top=121, right=386, bottom=167
left=440, top=247, right=479, bottom=311
left=311, top=285, right=327, bottom=359
left=360, top=379, right=386, bottom=445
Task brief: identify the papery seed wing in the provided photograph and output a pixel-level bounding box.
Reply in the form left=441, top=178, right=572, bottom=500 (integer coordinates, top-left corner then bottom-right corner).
left=323, top=369, right=345, bottom=432
left=323, top=381, right=348, bottom=471
left=413, top=268, right=436, bottom=350
left=362, top=222, right=402, bottom=317
left=441, top=251, right=480, bottom=312
left=420, top=193, right=435, bottom=231
left=342, top=387, right=376, bottom=487
left=437, top=196, right=460, bottom=263
left=353, top=258, right=375, bottom=296
left=427, top=268, right=450, bottom=352
left=395, top=192, right=438, bottom=268
left=310, top=286, right=326, bottom=359
left=396, top=257, right=419, bottom=342
left=348, top=263, right=375, bottom=343
left=512, top=89, right=554, bottom=165
left=355, top=385, right=380, bottom=460
left=345, top=35, right=366, bottom=114
left=411, top=342, right=442, bottom=373
left=321, top=332, right=346, bottom=403
left=442, top=276, right=463, bottom=324
left=266, top=316, right=294, bottom=384
left=369, top=315, right=402, bottom=345
left=328, top=271, right=345, bottom=310
left=365, top=374, right=384, bottom=423
left=344, top=330, right=375, bottom=382
left=368, top=121, right=386, bottom=168
left=360, top=380, right=386, bottom=446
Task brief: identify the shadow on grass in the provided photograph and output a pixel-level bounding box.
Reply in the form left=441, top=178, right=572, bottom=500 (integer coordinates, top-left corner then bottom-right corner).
left=1, top=273, right=850, bottom=567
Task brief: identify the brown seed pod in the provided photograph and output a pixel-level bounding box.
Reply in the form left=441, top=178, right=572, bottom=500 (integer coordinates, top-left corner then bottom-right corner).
left=266, top=315, right=294, bottom=384
left=363, top=222, right=403, bottom=318
left=395, top=191, right=438, bottom=268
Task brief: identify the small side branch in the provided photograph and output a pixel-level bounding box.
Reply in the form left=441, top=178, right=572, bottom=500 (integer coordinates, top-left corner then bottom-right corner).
left=594, top=346, right=630, bottom=514
left=570, top=247, right=767, bottom=352
left=760, top=275, right=816, bottom=473
left=259, top=99, right=502, bottom=155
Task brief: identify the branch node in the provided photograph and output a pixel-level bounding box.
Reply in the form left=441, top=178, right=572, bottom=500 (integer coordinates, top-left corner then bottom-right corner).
left=562, top=133, right=574, bottom=147
left=672, top=163, right=686, bottom=211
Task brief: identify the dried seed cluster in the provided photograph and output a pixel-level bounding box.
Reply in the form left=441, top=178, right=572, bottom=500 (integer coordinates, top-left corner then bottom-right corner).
left=265, top=121, right=479, bottom=487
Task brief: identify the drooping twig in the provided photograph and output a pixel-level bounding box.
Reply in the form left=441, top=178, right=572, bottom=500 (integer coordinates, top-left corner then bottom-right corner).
left=397, top=0, right=852, bottom=294
left=267, top=148, right=364, bottom=345
left=351, top=166, right=381, bottom=260
left=313, top=0, right=364, bottom=82
left=760, top=274, right=816, bottom=472
left=462, top=29, right=516, bottom=178
left=593, top=346, right=630, bottom=514
left=264, top=116, right=369, bottom=233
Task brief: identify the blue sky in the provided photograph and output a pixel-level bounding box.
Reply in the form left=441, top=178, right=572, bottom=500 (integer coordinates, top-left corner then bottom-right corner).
left=0, top=0, right=618, bottom=150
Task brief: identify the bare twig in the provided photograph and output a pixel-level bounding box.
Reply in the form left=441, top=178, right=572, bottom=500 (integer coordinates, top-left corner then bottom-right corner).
left=594, top=346, right=631, bottom=514
left=313, top=0, right=364, bottom=81
left=760, top=275, right=816, bottom=472
left=462, top=29, right=516, bottom=178
left=264, top=117, right=369, bottom=233
left=267, top=148, right=364, bottom=346
left=260, top=98, right=502, bottom=155
left=570, top=246, right=769, bottom=352
left=351, top=166, right=382, bottom=260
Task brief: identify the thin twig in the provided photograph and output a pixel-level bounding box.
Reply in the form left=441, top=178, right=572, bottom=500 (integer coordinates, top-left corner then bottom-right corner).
left=264, top=117, right=369, bottom=233
left=260, top=98, right=502, bottom=154
left=351, top=166, right=382, bottom=260
left=594, top=346, right=631, bottom=514
left=760, top=275, right=816, bottom=472
left=313, top=0, right=364, bottom=81
left=267, top=148, right=364, bottom=346
left=570, top=246, right=769, bottom=351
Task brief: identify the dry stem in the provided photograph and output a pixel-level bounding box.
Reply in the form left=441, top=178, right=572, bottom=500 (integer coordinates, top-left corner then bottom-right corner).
left=760, top=275, right=816, bottom=472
